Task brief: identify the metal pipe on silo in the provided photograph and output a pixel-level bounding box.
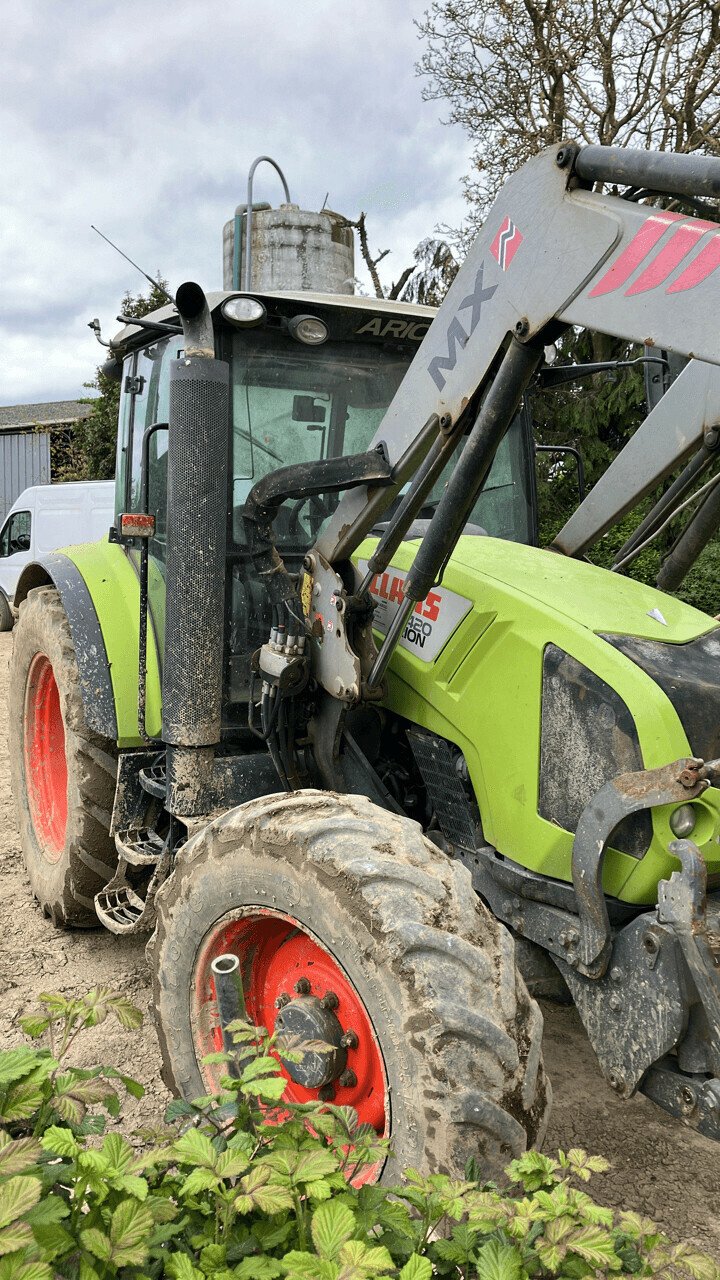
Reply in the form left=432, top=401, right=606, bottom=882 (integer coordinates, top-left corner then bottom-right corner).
left=244, top=157, right=291, bottom=290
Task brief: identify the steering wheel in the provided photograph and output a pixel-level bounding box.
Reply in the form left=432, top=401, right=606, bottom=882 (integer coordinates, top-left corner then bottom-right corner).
left=287, top=493, right=334, bottom=539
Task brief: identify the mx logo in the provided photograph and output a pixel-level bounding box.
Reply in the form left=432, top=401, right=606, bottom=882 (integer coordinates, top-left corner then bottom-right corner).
left=428, top=264, right=497, bottom=391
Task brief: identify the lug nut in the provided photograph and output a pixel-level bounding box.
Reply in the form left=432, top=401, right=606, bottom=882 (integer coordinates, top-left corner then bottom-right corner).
left=338, top=1069, right=357, bottom=1089
left=321, top=991, right=339, bottom=1010
left=294, top=977, right=311, bottom=995
left=318, top=1083, right=335, bottom=1101
left=680, top=1085, right=696, bottom=1114
left=275, top=992, right=291, bottom=1009
left=340, top=1030, right=358, bottom=1050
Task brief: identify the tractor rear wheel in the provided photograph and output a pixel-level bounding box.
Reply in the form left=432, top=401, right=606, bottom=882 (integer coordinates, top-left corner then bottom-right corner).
left=151, top=790, right=550, bottom=1182
left=9, top=585, right=119, bottom=926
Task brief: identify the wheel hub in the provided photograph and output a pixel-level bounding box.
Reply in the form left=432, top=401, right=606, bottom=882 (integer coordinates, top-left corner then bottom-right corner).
left=193, top=909, right=387, bottom=1141
left=24, top=652, right=68, bottom=859
left=275, top=994, right=347, bottom=1088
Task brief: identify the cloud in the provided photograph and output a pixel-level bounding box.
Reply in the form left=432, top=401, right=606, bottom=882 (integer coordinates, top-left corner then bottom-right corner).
left=0, top=0, right=470, bottom=405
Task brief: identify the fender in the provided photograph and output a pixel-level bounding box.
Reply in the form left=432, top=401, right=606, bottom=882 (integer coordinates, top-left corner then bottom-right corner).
left=15, top=542, right=161, bottom=746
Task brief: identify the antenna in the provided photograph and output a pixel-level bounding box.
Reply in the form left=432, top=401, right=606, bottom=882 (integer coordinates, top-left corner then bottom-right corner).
left=90, top=226, right=175, bottom=305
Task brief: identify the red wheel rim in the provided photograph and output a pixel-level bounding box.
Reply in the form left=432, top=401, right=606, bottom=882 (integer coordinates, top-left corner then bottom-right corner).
left=24, top=654, right=68, bottom=861
left=192, top=909, right=389, bottom=1179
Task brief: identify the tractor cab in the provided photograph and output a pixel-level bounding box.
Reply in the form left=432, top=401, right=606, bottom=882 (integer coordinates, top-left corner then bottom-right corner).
left=113, top=290, right=536, bottom=723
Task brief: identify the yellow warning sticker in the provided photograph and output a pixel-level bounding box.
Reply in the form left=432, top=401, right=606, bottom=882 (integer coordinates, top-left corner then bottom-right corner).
left=300, top=572, right=313, bottom=617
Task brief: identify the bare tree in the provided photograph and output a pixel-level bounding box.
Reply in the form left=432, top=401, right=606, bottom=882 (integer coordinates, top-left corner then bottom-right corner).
left=340, top=213, right=459, bottom=303
left=417, top=0, right=720, bottom=225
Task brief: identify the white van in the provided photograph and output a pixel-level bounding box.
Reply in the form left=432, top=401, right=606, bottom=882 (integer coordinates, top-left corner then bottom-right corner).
left=0, top=481, right=115, bottom=630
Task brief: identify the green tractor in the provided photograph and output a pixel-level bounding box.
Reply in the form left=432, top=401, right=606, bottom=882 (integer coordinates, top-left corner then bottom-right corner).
left=10, top=141, right=720, bottom=1180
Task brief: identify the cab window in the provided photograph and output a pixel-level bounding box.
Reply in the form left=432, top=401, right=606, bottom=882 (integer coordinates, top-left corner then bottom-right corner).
left=0, top=510, right=31, bottom=557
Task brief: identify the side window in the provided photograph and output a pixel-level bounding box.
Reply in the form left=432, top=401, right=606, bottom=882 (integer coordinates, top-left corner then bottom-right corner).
left=115, top=361, right=134, bottom=518
left=128, top=339, right=181, bottom=512
left=0, top=510, right=31, bottom=557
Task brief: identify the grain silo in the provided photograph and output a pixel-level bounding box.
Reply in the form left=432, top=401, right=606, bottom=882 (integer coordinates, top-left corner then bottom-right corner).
left=223, top=157, right=355, bottom=295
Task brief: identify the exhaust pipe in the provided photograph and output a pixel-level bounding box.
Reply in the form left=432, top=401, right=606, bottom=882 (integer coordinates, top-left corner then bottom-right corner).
left=163, top=282, right=229, bottom=816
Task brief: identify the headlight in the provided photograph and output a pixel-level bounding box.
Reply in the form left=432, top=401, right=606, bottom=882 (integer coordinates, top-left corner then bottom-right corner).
left=287, top=314, right=328, bottom=345
left=539, top=644, right=651, bottom=857
left=221, top=296, right=266, bottom=327
left=670, top=804, right=696, bottom=837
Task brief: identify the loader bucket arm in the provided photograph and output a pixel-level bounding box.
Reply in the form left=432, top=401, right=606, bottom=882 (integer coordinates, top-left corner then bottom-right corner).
left=315, top=143, right=720, bottom=573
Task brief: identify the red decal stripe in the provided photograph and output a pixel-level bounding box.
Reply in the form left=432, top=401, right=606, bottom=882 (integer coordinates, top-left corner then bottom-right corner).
left=588, top=211, right=683, bottom=298
left=490, top=217, right=509, bottom=264
left=667, top=233, right=720, bottom=294
left=626, top=220, right=717, bottom=295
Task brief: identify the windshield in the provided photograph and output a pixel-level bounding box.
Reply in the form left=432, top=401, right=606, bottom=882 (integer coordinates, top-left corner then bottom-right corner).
left=229, top=331, right=412, bottom=548
left=228, top=329, right=534, bottom=549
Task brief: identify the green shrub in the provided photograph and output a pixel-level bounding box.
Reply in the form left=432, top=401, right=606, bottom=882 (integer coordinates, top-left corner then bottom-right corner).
left=0, top=989, right=717, bottom=1280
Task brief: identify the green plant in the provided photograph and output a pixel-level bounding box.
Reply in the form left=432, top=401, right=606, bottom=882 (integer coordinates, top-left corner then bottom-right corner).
left=0, top=992, right=717, bottom=1280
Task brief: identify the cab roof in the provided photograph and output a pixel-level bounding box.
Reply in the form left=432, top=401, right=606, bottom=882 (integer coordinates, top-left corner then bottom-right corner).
left=111, top=289, right=436, bottom=349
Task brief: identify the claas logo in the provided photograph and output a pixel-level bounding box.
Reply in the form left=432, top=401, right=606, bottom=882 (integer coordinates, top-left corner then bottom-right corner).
left=368, top=571, right=441, bottom=623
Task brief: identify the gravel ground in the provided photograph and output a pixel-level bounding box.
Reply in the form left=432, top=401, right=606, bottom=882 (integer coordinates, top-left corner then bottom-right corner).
left=0, top=630, right=717, bottom=1255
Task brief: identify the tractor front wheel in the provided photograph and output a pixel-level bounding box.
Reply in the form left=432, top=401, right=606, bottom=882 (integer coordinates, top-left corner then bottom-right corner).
left=9, top=585, right=119, bottom=926
left=151, top=790, right=550, bottom=1182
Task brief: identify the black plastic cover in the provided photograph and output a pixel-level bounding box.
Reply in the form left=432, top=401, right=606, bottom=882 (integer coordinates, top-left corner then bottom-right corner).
left=602, top=627, right=720, bottom=764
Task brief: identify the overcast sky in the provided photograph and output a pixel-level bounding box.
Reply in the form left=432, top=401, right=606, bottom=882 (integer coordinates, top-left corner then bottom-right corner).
left=0, top=1, right=470, bottom=406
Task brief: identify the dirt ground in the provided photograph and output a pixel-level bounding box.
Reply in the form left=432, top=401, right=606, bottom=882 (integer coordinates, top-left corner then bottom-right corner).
left=0, top=631, right=717, bottom=1256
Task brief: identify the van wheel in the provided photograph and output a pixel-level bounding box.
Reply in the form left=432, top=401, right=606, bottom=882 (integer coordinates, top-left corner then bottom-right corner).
left=0, top=593, right=13, bottom=632
left=9, top=585, right=119, bottom=926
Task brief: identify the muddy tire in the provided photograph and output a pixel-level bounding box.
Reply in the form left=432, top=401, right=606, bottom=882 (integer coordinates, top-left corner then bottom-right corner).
left=151, top=790, right=551, bottom=1181
left=0, top=593, right=13, bottom=633
left=9, top=585, right=119, bottom=927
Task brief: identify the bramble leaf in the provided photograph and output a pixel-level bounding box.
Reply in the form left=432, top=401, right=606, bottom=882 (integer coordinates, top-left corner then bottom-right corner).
left=18, top=1016, right=50, bottom=1040
left=400, top=1259, right=433, bottom=1280
left=40, top=1126, right=80, bottom=1159
left=475, top=1238, right=525, bottom=1280
left=0, top=1220, right=34, bottom=1255
left=0, top=1080, right=45, bottom=1123
left=107, top=1197, right=154, bottom=1266
left=311, top=1200, right=355, bottom=1259
left=0, top=1136, right=42, bottom=1175
left=178, top=1167, right=220, bottom=1198
left=560, top=1148, right=611, bottom=1181
left=0, top=1049, right=45, bottom=1087
left=567, top=1223, right=621, bottom=1268
left=30, top=1221, right=75, bottom=1262
left=80, top=1227, right=112, bottom=1262
left=165, top=1252, right=204, bottom=1279
left=0, top=1176, right=42, bottom=1230
left=235, top=1166, right=294, bottom=1216
left=240, top=1075, right=288, bottom=1102
left=172, top=1127, right=217, bottom=1170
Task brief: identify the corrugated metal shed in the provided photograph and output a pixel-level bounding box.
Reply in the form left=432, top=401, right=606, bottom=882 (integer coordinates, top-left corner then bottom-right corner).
left=0, top=400, right=94, bottom=524
left=0, top=432, right=51, bottom=522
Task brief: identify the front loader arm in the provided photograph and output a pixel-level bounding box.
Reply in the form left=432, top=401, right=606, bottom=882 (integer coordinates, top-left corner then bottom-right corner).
left=316, top=143, right=720, bottom=574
